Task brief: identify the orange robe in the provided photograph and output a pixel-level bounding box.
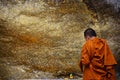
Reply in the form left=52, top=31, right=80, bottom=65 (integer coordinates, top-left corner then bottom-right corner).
left=79, top=37, right=117, bottom=80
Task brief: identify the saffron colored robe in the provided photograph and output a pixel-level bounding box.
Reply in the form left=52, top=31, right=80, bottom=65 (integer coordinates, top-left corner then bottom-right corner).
left=79, top=37, right=117, bottom=80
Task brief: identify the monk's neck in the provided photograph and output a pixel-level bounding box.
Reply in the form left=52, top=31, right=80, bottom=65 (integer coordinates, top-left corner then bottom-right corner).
left=90, top=37, right=96, bottom=40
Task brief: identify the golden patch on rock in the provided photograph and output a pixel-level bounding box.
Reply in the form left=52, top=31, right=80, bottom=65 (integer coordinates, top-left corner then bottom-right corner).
left=17, top=33, right=52, bottom=47
left=18, top=34, right=39, bottom=44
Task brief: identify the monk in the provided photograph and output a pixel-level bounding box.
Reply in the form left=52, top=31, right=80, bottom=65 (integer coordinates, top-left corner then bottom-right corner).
left=79, top=28, right=117, bottom=80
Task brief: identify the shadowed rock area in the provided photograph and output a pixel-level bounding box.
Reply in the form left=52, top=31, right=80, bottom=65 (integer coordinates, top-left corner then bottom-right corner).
left=0, top=0, right=119, bottom=79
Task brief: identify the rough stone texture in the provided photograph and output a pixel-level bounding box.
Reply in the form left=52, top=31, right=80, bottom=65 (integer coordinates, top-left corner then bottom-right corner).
left=0, top=0, right=119, bottom=79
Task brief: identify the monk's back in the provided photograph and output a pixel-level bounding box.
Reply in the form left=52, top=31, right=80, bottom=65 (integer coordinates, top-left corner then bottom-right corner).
left=86, top=37, right=105, bottom=59
left=80, top=37, right=117, bottom=80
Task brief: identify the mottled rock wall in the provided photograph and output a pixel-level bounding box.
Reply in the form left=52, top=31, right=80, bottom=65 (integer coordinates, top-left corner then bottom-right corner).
left=0, top=0, right=98, bottom=79
left=0, top=0, right=119, bottom=79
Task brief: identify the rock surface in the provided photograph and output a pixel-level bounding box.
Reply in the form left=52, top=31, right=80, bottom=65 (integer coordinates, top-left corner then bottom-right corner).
left=0, top=0, right=119, bottom=79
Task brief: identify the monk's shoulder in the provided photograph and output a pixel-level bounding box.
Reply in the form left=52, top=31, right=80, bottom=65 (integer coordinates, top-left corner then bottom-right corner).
left=99, top=38, right=107, bottom=44
left=100, top=38, right=105, bottom=41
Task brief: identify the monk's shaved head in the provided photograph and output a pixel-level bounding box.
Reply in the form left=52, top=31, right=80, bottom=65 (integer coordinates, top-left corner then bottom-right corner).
left=84, top=28, right=97, bottom=38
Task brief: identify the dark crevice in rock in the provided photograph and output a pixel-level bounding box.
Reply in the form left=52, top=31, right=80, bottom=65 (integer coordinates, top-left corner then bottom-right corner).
left=83, top=0, right=120, bottom=20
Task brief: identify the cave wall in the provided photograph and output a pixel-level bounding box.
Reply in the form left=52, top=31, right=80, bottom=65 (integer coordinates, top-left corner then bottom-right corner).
left=0, top=0, right=119, bottom=79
